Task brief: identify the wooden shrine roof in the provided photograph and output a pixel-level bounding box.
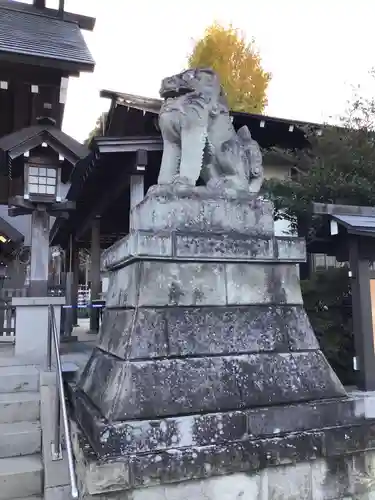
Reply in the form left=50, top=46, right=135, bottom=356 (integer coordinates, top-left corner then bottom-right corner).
left=50, top=91, right=325, bottom=249
left=0, top=1, right=95, bottom=73
left=0, top=124, right=91, bottom=165
left=101, top=89, right=323, bottom=150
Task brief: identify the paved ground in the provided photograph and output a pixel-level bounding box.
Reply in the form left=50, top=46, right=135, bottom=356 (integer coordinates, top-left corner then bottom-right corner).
left=0, top=318, right=97, bottom=372
left=60, top=318, right=97, bottom=372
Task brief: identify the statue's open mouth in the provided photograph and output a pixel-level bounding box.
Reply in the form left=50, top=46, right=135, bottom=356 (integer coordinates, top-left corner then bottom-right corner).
left=161, top=87, right=192, bottom=100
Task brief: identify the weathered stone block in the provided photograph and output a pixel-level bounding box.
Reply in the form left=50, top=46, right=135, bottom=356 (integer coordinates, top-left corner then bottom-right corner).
left=311, top=457, right=351, bottom=500
left=276, top=237, right=306, bottom=261
left=286, top=306, right=319, bottom=350
left=226, top=263, right=303, bottom=305
left=101, top=232, right=173, bottom=271
left=97, top=305, right=318, bottom=361
left=78, top=349, right=345, bottom=422
left=101, top=235, right=129, bottom=271
left=350, top=452, right=375, bottom=497
left=165, top=305, right=289, bottom=356
left=127, top=474, right=261, bottom=500
left=78, top=350, right=124, bottom=419
left=292, top=351, right=346, bottom=400
left=264, top=462, right=312, bottom=500
left=137, top=261, right=226, bottom=307
left=191, top=411, right=247, bottom=447
left=97, top=309, right=168, bottom=360
left=175, top=233, right=275, bottom=260
left=247, top=398, right=360, bottom=439
left=323, top=423, right=375, bottom=458
left=101, top=231, right=307, bottom=271
left=136, top=232, right=173, bottom=257
left=111, top=355, right=242, bottom=420
left=131, top=186, right=274, bottom=236
left=105, top=264, right=139, bottom=307
left=72, top=389, right=364, bottom=460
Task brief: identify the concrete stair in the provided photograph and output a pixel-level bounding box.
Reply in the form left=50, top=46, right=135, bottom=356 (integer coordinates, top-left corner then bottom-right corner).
left=0, top=366, right=39, bottom=394
left=0, top=456, right=42, bottom=499
left=0, top=422, right=41, bottom=458
left=0, top=363, right=43, bottom=500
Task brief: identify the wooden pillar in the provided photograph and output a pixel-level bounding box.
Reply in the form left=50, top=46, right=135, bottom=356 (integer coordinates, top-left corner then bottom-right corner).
left=72, top=244, right=79, bottom=327
left=349, top=235, right=375, bottom=390
left=89, top=217, right=101, bottom=334
left=129, top=150, right=146, bottom=229
left=62, top=238, right=74, bottom=338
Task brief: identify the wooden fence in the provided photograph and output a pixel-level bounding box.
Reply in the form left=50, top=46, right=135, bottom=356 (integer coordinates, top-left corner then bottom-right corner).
left=0, top=289, right=26, bottom=343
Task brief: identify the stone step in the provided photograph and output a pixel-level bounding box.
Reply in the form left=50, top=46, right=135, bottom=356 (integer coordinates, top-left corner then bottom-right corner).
left=0, top=422, right=41, bottom=458
left=0, top=455, right=42, bottom=500
left=11, top=497, right=42, bottom=500
left=0, top=366, right=39, bottom=394
left=12, top=495, right=42, bottom=500
left=0, top=393, right=39, bottom=424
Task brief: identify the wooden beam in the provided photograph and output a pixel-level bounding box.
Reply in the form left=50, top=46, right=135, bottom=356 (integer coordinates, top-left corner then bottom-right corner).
left=75, top=151, right=147, bottom=241
left=33, top=0, right=45, bottom=8
left=313, top=202, right=375, bottom=217
left=0, top=53, right=91, bottom=77
left=95, top=137, right=162, bottom=154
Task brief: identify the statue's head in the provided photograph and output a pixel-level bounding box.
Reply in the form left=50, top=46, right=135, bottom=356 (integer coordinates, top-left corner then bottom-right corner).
left=160, top=68, right=222, bottom=100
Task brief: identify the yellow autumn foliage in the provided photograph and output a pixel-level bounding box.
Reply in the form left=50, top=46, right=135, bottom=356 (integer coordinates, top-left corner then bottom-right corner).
left=188, top=23, right=271, bottom=114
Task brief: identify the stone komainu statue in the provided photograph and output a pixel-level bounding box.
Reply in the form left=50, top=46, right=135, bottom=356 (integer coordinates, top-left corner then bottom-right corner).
left=158, top=68, right=264, bottom=193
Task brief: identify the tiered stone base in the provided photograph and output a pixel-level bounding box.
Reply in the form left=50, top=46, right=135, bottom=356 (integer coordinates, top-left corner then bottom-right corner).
left=71, top=185, right=349, bottom=496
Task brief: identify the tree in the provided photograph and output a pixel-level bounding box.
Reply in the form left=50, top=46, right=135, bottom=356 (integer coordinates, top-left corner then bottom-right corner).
left=264, top=73, right=375, bottom=243
left=301, top=267, right=354, bottom=385
left=84, top=113, right=107, bottom=146
left=188, top=23, right=271, bottom=114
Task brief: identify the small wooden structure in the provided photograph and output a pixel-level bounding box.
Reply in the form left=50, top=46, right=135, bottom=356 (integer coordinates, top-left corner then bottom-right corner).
left=313, top=202, right=375, bottom=391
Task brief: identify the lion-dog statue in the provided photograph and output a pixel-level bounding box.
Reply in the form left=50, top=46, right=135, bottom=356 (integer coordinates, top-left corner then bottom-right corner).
left=158, top=68, right=263, bottom=193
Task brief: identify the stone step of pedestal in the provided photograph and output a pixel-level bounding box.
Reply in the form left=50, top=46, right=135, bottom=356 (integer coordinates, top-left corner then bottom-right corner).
left=0, top=455, right=42, bottom=500
left=0, top=393, right=40, bottom=424
left=0, top=366, right=39, bottom=394
left=0, top=422, right=41, bottom=458
left=11, top=497, right=42, bottom=500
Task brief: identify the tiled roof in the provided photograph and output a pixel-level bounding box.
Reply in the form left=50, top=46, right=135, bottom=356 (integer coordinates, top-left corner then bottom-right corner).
left=0, top=205, right=28, bottom=244
left=0, top=2, right=95, bottom=70
left=0, top=124, right=91, bottom=161
left=333, top=215, right=375, bottom=237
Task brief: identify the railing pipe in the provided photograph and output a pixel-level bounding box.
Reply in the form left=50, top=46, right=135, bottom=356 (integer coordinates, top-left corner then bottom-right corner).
left=47, top=305, right=78, bottom=499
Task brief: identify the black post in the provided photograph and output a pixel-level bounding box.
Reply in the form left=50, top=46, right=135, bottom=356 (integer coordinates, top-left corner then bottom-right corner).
left=72, top=244, right=79, bottom=327
left=349, top=235, right=375, bottom=390
left=89, top=217, right=101, bottom=334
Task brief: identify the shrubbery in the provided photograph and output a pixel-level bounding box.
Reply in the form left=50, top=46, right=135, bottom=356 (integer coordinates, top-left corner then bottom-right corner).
left=301, top=267, right=355, bottom=385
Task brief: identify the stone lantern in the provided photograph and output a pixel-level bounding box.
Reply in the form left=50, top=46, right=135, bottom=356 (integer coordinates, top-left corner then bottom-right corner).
left=0, top=117, right=90, bottom=363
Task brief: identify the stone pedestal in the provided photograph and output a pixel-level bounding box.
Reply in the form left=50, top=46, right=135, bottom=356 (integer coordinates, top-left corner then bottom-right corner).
left=13, top=296, right=65, bottom=365
left=71, top=186, right=350, bottom=497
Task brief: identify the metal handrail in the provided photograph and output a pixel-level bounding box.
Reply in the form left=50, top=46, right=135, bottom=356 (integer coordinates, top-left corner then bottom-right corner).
left=47, top=305, right=78, bottom=499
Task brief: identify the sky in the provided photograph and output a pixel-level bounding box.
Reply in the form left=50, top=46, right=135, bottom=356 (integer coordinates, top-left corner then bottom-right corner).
left=29, top=0, right=375, bottom=142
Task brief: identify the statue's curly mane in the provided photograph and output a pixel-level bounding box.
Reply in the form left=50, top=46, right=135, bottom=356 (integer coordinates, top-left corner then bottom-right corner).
left=159, top=69, right=229, bottom=128
left=158, top=68, right=263, bottom=192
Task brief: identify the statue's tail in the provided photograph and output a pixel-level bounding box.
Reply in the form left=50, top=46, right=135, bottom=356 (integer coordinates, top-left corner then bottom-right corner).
left=237, top=125, right=263, bottom=183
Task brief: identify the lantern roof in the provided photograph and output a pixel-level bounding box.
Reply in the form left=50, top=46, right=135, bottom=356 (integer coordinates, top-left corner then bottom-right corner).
left=0, top=120, right=92, bottom=174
